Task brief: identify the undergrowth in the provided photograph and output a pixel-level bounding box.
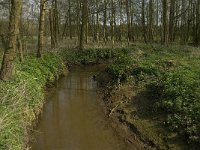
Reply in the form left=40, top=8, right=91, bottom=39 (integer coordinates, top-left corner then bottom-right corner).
left=60, top=48, right=131, bottom=65
left=106, top=44, right=200, bottom=144
left=0, top=53, right=65, bottom=150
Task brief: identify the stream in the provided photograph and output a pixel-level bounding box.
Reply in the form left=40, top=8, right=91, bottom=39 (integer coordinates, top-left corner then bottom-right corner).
left=31, top=65, right=132, bottom=150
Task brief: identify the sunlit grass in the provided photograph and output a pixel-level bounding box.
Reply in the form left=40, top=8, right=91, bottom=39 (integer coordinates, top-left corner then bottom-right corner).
left=0, top=53, right=65, bottom=150
left=105, top=44, right=200, bottom=143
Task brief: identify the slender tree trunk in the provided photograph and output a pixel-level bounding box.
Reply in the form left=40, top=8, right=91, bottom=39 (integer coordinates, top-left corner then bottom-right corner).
left=62, top=12, right=68, bottom=38
left=103, top=0, right=107, bottom=44
left=111, top=0, right=115, bottom=47
left=169, top=0, right=175, bottom=42
left=130, top=0, right=134, bottom=41
left=49, top=8, right=56, bottom=48
left=53, top=0, right=59, bottom=46
left=85, top=7, right=89, bottom=44
left=148, top=0, right=154, bottom=42
left=162, top=0, right=169, bottom=44
left=193, top=0, right=200, bottom=46
left=37, top=0, right=46, bottom=57
left=142, top=0, right=147, bottom=43
left=186, top=0, right=192, bottom=42
left=91, top=13, right=95, bottom=41
left=79, top=0, right=87, bottom=50
left=68, top=0, right=73, bottom=39
left=95, top=0, right=100, bottom=43
left=17, top=36, right=23, bottom=62
left=76, top=1, right=81, bottom=40
left=126, top=0, right=131, bottom=44
left=119, top=0, right=123, bottom=42
left=156, top=0, right=159, bottom=41
left=180, top=0, right=187, bottom=44
left=0, top=0, right=22, bottom=80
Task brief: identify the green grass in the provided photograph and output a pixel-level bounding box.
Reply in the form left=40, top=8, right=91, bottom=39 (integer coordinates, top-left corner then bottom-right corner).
left=0, top=53, right=66, bottom=150
left=106, top=44, right=200, bottom=144
left=0, top=47, right=130, bottom=149
left=0, top=44, right=199, bottom=149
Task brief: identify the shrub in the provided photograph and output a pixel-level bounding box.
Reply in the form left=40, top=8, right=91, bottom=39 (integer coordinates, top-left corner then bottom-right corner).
left=106, top=55, right=135, bottom=81
left=60, top=48, right=131, bottom=65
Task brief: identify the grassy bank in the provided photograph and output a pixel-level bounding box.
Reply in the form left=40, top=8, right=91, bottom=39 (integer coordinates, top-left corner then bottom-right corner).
left=0, top=47, right=130, bottom=150
left=101, top=44, right=200, bottom=148
left=1, top=45, right=199, bottom=149
left=0, top=53, right=66, bottom=150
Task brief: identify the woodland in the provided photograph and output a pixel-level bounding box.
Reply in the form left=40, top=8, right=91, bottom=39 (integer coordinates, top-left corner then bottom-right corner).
left=0, top=0, right=200, bottom=149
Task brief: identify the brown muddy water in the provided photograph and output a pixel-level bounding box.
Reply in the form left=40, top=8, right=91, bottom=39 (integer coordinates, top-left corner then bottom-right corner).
left=31, top=65, right=132, bottom=150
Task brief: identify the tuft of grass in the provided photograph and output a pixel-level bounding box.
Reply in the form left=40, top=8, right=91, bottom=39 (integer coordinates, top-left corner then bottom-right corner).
left=0, top=53, right=66, bottom=150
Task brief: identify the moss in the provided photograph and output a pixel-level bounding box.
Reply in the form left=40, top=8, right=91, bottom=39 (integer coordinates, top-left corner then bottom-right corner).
left=0, top=53, right=66, bottom=150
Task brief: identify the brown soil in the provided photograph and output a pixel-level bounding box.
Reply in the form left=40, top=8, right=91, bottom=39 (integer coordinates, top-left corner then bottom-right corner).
left=95, top=71, right=198, bottom=150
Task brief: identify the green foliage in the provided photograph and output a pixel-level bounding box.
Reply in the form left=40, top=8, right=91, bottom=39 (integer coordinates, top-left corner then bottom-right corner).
left=106, top=55, right=134, bottom=80
left=151, top=68, right=200, bottom=142
left=60, top=48, right=130, bottom=65
left=0, top=53, right=65, bottom=150
left=105, top=44, right=200, bottom=143
left=136, top=45, right=200, bottom=143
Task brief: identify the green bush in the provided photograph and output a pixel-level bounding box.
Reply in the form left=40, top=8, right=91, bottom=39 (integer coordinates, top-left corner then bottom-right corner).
left=60, top=48, right=131, bottom=65
left=106, top=55, right=135, bottom=81
left=0, top=53, right=65, bottom=150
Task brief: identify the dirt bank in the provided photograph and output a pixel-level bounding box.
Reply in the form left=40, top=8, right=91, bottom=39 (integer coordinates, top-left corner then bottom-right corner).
left=95, top=71, right=198, bottom=150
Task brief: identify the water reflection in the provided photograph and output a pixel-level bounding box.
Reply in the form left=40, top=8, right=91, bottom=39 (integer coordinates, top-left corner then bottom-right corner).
left=31, top=65, right=132, bottom=150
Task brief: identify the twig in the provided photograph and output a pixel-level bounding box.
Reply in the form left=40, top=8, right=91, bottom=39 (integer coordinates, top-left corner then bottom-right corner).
left=108, top=100, right=128, bottom=117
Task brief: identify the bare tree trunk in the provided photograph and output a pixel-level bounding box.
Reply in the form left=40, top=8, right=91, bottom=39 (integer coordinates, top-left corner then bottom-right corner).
left=148, top=0, right=154, bottom=42
left=49, top=8, right=56, bottom=49
left=169, top=0, right=175, bottom=42
left=180, top=0, right=187, bottom=44
left=54, top=0, right=59, bottom=45
left=37, top=0, right=46, bottom=57
left=156, top=0, right=159, bottom=41
left=162, top=0, right=169, bottom=44
left=193, top=0, right=200, bottom=46
left=142, top=0, right=147, bottom=43
left=126, top=0, right=131, bottom=44
left=103, top=0, right=107, bottom=44
left=111, top=0, right=115, bottom=47
left=85, top=6, right=89, bottom=44
left=95, top=0, right=100, bottom=43
left=22, top=40, right=27, bottom=56
left=0, top=0, right=22, bottom=80
left=17, top=36, right=23, bottom=62
left=68, top=0, right=73, bottom=39
left=118, top=0, right=123, bottom=42
left=62, top=12, right=68, bottom=38
left=79, top=0, right=87, bottom=50
left=130, top=0, right=135, bottom=41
